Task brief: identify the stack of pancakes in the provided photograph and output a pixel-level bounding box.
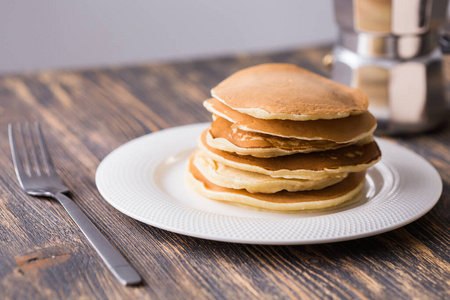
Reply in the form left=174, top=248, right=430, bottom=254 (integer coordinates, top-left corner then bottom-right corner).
left=187, top=63, right=381, bottom=211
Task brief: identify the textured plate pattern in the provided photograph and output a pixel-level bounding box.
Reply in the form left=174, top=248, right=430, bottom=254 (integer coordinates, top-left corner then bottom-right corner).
left=95, top=123, right=442, bottom=244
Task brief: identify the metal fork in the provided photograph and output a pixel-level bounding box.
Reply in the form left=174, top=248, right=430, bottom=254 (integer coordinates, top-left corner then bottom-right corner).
left=8, top=122, right=141, bottom=286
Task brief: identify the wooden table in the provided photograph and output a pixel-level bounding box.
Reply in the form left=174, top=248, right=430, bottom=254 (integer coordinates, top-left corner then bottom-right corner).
left=0, top=46, right=449, bottom=300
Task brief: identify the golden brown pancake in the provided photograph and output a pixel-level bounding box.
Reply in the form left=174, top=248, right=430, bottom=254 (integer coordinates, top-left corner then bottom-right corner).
left=187, top=154, right=366, bottom=211
left=204, top=98, right=377, bottom=143
left=211, top=63, right=369, bottom=121
left=207, top=116, right=370, bottom=157
left=199, top=129, right=381, bottom=179
left=192, top=149, right=346, bottom=193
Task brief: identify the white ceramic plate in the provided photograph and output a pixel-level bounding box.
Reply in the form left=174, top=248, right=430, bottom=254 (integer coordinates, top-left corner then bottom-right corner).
left=96, top=123, right=442, bottom=245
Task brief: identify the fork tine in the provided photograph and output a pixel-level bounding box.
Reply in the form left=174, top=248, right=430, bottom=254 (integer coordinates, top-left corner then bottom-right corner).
left=17, top=123, right=33, bottom=176
left=25, top=122, right=42, bottom=176
left=35, top=122, right=56, bottom=175
left=8, top=123, right=29, bottom=180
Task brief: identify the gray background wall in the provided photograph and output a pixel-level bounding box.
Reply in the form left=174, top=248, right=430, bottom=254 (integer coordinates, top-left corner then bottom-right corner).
left=0, top=0, right=337, bottom=74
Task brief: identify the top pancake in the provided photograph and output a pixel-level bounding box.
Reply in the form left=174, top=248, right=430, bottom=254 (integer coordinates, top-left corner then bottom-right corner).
left=211, top=63, right=369, bottom=120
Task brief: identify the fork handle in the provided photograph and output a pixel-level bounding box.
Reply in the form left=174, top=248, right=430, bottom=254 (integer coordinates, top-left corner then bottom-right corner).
left=55, top=192, right=142, bottom=286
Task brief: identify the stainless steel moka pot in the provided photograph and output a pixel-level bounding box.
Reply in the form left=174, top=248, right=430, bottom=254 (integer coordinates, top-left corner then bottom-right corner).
left=332, top=0, right=449, bottom=134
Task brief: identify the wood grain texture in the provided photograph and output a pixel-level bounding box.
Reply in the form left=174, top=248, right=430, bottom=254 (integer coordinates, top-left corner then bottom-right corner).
left=0, top=46, right=449, bottom=300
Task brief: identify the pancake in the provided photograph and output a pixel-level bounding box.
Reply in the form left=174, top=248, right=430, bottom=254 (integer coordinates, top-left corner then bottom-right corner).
left=192, top=149, right=346, bottom=193
left=207, top=116, right=372, bottom=157
left=187, top=155, right=366, bottom=211
left=199, top=129, right=381, bottom=179
left=204, top=98, right=377, bottom=143
left=211, top=63, right=369, bottom=121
